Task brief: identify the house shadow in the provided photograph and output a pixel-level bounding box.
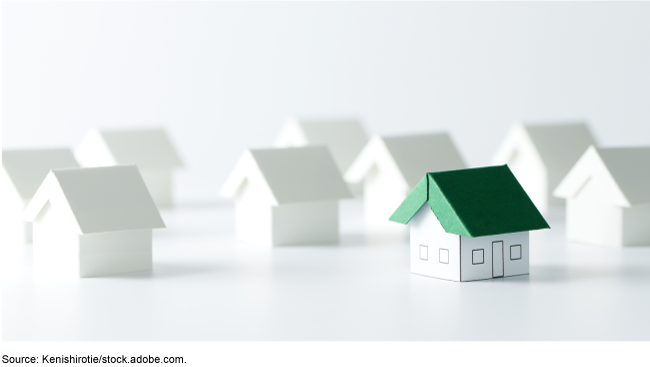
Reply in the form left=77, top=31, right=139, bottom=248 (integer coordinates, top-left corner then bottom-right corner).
left=338, top=232, right=409, bottom=247
left=102, top=261, right=229, bottom=280
left=505, top=264, right=650, bottom=283
left=163, top=199, right=231, bottom=211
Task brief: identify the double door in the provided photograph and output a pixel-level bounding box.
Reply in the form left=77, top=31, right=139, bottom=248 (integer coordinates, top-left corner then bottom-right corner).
left=492, top=241, right=504, bottom=278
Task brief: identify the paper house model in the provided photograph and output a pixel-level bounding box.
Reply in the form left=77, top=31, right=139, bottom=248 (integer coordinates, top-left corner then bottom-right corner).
left=274, top=118, right=368, bottom=194
left=344, top=133, right=466, bottom=227
left=24, top=165, right=165, bottom=278
left=491, top=122, right=597, bottom=214
left=554, top=146, right=650, bottom=247
left=390, top=165, right=549, bottom=282
left=1, top=148, right=79, bottom=244
left=220, top=146, right=353, bottom=246
left=75, top=127, right=183, bottom=208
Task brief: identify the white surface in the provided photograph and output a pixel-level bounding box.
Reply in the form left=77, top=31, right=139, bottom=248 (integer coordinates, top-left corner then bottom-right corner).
left=24, top=165, right=165, bottom=234
left=7, top=2, right=650, bottom=204
left=4, top=199, right=650, bottom=341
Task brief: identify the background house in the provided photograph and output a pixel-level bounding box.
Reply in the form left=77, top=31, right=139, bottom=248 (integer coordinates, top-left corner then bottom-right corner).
left=220, top=146, right=352, bottom=246
left=491, top=122, right=597, bottom=214
left=24, top=165, right=166, bottom=278
left=274, top=118, right=368, bottom=194
left=390, top=165, right=549, bottom=282
left=344, top=132, right=466, bottom=228
left=75, top=127, right=183, bottom=208
left=1, top=148, right=79, bottom=244
left=554, top=146, right=650, bottom=247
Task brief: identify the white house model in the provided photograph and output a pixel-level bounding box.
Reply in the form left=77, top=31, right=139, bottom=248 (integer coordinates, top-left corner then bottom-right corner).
left=274, top=118, right=368, bottom=194
left=220, top=146, right=353, bottom=246
left=344, top=133, right=466, bottom=227
left=554, top=146, right=650, bottom=247
left=390, top=165, right=549, bottom=282
left=24, top=165, right=166, bottom=279
left=75, top=127, right=183, bottom=208
left=491, top=122, right=597, bottom=214
left=1, top=148, right=79, bottom=244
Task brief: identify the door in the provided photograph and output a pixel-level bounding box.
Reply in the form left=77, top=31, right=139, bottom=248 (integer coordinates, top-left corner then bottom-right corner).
left=492, top=241, right=504, bottom=278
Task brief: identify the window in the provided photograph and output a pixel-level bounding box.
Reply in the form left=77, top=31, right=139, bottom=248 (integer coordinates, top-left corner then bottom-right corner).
left=472, top=249, right=484, bottom=265
left=510, top=244, right=522, bottom=260
left=419, top=245, right=428, bottom=261
left=439, top=249, right=449, bottom=264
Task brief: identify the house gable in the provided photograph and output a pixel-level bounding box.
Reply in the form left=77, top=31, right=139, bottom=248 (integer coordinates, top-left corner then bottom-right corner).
left=344, top=136, right=410, bottom=191
left=24, top=165, right=165, bottom=235
left=524, top=122, right=597, bottom=176
left=554, top=146, right=650, bottom=207
left=274, top=118, right=368, bottom=173
left=390, top=165, right=549, bottom=237
left=381, top=133, right=466, bottom=188
left=77, top=128, right=183, bottom=170
left=2, top=148, right=79, bottom=200
left=221, top=146, right=353, bottom=206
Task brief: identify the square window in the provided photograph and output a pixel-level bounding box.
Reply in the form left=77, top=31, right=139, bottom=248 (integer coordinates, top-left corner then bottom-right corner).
left=510, top=244, right=522, bottom=260
left=439, top=248, right=449, bottom=264
left=419, top=245, right=428, bottom=261
left=472, top=249, right=484, bottom=265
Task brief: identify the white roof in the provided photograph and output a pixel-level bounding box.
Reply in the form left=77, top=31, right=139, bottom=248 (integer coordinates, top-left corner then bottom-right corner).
left=494, top=122, right=597, bottom=174
left=2, top=148, right=80, bottom=200
left=77, top=128, right=183, bottom=169
left=220, top=146, right=353, bottom=205
left=274, top=118, right=368, bottom=172
left=345, top=132, right=467, bottom=188
left=554, top=146, right=650, bottom=207
left=24, top=165, right=165, bottom=234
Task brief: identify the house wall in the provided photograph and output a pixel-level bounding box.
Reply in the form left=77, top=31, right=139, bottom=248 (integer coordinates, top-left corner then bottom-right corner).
left=79, top=229, right=152, bottom=277
left=33, top=202, right=81, bottom=279
left=0, top=169, right=28, bottom=244
left=272, top=200, right=339, bottom=246
left=409, top=205, right=461, bottom=282
left=566, top=199, right=622, bottom=246
left=460, top=232, right=529, bottom=282
left=234, top=177, right=273, bottom=246
left=140, top=168, right=173, bottom=208
left=622, top=203, right=650, bottom=246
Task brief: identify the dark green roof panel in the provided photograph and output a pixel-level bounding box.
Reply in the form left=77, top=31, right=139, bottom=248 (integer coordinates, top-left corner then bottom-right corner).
left=389, top=165, right=550, bottom=237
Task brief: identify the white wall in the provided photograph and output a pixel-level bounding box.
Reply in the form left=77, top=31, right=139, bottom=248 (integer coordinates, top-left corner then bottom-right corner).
left=4, top=2, right=650, bottom=202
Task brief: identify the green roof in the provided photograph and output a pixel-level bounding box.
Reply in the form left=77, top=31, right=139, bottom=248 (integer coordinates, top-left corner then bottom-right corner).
left=389, top=165, right=550, bottom=237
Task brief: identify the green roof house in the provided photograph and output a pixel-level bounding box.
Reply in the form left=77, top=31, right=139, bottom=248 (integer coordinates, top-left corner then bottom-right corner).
left=390, top=165, right=549, bottom=282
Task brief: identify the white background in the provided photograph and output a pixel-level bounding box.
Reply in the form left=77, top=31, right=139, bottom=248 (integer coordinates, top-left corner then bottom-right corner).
left=4, top=1, right=650, bottom=202
left=3, top=2, right=650, bottom=360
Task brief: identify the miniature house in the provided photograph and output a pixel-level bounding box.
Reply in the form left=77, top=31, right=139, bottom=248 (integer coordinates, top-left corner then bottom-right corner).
left=390, top=165, right=549, bottom=282
left=274, top=118, right=368, bottom=194
left=1, top=148, right=79, bottom=244
left=491, top=122, right=597, bottom=214
left=220, top=146, right=353, bottom=246
left=344, top=133, right=466, bottom=227
left=75, top=127, right=183, bottom=208
left=554, top=146, right=650, bottom=247
left=24, top=165, right=165, bottom=278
